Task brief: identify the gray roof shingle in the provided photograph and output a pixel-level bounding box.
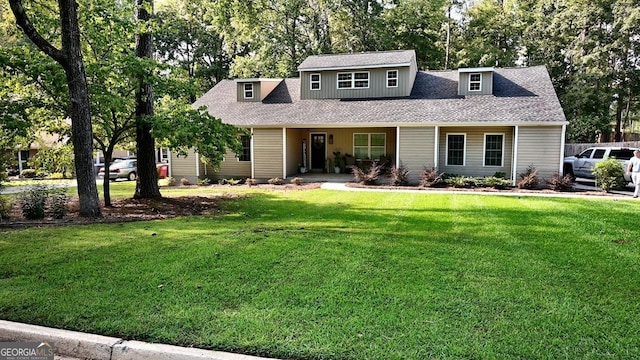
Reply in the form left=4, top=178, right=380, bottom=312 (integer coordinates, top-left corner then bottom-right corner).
left=193, top=66, right=567, bottom=128
left=297, top=50, right=416, bottom=71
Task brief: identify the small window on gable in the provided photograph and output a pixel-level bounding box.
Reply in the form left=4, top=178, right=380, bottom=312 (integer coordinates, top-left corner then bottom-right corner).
left=387, top=70, right=398, bottom=88
left=310, top=74, right=321, bottom=90
left=244, top=83, right=253, bottom=99
left=469, top=73, right=481, bottom=92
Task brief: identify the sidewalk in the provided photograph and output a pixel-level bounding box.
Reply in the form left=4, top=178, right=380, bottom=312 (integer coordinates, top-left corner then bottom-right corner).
left=0, top=320, right=278, bottom=360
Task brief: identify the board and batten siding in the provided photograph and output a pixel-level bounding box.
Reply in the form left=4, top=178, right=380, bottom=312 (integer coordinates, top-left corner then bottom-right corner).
left=438, top=127, right=513, bottom=178
left=458, top=71, right=493, bottom=96
left=253, top=128, right=284, bottom=179
left=236, top=82, right=261, bottom=102
left=300, top=67, right=413, bottom=100
left=516, top=126, right=563, bottom=180
left=398, top=127, right=436, bottom=184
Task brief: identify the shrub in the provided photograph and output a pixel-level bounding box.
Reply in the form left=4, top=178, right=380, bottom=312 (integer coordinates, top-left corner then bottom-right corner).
left=197, top=178, right=211, bottom=186
left=291, top=177, right=303, bottom=185
left=245, top=178, right=258, bottom=186
left=0, top=196, right=12, bottom=220
left=351, top=163, right=382, bottom=185
left=63, top=172, right=73, bottom=179
left=221, top=178, right=241, bottom=185
left=493, top=172, right=507, bottom=179
left=445, top=176, right=476, bottom=188
left=21, top=169, right=37, bottom=178
left=268, top=177, right=283, bottom=185
left=49, top=172, right=64, bottom=179
left=517, top=165, right=539, bottom=189
left=180, top=178, right=191, bottom=186
left=546, top=172, right=574, bottom=191
left=592, top=158, right=626, bottom=192
left=390, top=163, right=410, bottom=186
left=165, top=177, right=177, bottom=186
left=19, top=185, right=49, bottom=220
left=48, top=188, right=68, bottom=219
left=419, top=167, right=445, bottom=187
left=483, top=176, right=513, bottom=189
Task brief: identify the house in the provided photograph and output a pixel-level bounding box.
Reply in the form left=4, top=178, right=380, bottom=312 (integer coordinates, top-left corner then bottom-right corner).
left=170, top=50, right=568, bottom=184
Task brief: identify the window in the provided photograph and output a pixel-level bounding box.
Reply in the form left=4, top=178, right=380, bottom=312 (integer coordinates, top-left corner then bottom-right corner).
left=354, top=133, right=386, bottom=160
left=387, top=70, right=398, bottom=88
left=446, top=134, right=466, bottom=166
left=593, top=149, right=606, bottom=159
left=243, top=83, right=253, bottom=99
left=337, top=72, right=369, bottom=89
left=609, top=149, right=635, bottom=160
left=484, top=134, right=504, bottom=167
left=239, top=135, right=251, bottom=161
left=310, top=74, right=321, bottom=90
left=469, top=73, right=481, bottom=91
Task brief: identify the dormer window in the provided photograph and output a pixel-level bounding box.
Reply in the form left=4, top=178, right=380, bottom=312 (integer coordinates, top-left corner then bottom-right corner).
left=469, top=73, right=481, bottom=92
left=337, top=71, right=369, bottom=89
left=310, top=74, right=321, bottom=90
left=387, top=70, right=398, bottom=88
left=244, top=83, right=254, bottom=99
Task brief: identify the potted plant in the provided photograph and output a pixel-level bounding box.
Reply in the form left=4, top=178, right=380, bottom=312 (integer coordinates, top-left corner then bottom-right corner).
left=333, top=151, right=344, bottom=173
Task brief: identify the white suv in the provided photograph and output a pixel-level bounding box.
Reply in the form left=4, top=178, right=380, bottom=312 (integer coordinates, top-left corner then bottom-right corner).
left=563, top=147, right=638, bottom=182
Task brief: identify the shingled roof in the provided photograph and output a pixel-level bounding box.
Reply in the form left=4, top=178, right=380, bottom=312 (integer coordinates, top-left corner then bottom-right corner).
left=193, top=66, right=567, bottom=128
left=298, top=50, right=416, bottom=71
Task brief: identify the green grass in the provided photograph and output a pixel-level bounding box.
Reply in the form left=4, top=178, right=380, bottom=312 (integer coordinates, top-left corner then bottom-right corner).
left=1, top=189, right=639, bottom=359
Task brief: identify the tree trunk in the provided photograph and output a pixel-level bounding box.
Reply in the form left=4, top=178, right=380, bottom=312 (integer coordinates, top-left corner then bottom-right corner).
left=9, top=0, right=101, bottom=217
left=134, top=0, right=161, bottom=199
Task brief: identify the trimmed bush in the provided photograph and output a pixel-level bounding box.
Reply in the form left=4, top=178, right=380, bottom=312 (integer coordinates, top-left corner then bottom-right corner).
left=197, top=178, right=211, bottom=186
left=419, top=167, right=445, bottom=187
left=351, top=163, right=382, bottom=185
left=390, top=163, right=410, bottom=186
left=268, top=177, right=283, bottom=185
left=165, top=177, right=177, bottom=186
left=49, top=188, right=68, bottom=219
left=517, top=165, right=539, bottom=189
left=19, top=185, right=49, bottom=220
left=0, top=196, right=12, bottom=220
left=291, top=177, right=303, bottom=185
left=49, top=172, right=64, bottom=179
left=483, top=176, right=513, bottom=189
left=246, top=178, right=258, bottom=186
left=592, top=158, right=626, bottom=192
left=180, top=178, right=191, bottom=186
left=546, top=172, right=574, bottom=191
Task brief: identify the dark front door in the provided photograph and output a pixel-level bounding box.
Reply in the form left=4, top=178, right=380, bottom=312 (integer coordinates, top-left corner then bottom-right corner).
left=311, top=134, right=326, bottom=170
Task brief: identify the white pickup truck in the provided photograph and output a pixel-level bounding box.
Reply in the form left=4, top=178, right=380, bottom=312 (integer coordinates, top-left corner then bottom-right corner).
left=563, top=147, right=638, bottom=182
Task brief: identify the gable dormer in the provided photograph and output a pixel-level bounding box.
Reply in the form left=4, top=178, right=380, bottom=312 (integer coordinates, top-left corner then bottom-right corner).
left=458, top=68, right=494, bottom=96
left=235, top=79, right=282, bottom=102
left=297, top=50, right=417, bottom=100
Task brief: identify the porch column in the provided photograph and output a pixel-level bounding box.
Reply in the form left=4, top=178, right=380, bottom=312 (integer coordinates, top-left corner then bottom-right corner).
left=512, top=126, right=519, bottom=185
left=395, top=127, right=400, bottom=166
left=559, top=124, right=567, bottom=174
left=282, top=128, right=287, bottom=179
left=195, top=152, right=200, bottom=178
left=250, top=128, right=255, bottom=179
left=434, top=126, right=439, bottom=168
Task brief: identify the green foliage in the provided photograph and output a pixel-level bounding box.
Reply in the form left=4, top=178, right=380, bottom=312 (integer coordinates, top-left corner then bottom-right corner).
left=221, top=178, right=241, bottom=186
left=0, top=196, right=12, bottom=220
left=19, top=184, right=49, bottom=220
left=197, top=178, right=211, bottom=186
left=592, top=158, right=626, bottom=192
left=445, top=175, right=477, bottom=188
left=165, top=177, right=177, bottom=186
left=180, top=178, right=191, bottom=186
left=20, top=169, right=37, bottom=178
left=483, top=176, right=513, bottom=189
left=27, top=145, right=74, bottom=176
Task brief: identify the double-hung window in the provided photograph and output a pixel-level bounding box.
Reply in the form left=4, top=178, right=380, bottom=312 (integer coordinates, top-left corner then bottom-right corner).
left=354, top=133, right=386, bottom=160
left=387, top=70, right=398, bottom=88
left=446, top=134, right=466, bottom=166
left=469, top=73, right=481, bottom=92
left=239, top=135, right=251, bottom=161
left=484, top=134, right=504, bottom=166
left=243, top=83, right=254, bottom=99
left=337, top=71, right=369, bottom=89
left=310, top=74, right=321, bottom=90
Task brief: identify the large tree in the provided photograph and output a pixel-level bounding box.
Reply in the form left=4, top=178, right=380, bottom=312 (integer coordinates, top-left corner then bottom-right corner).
left=8, top=0, right=101, bottom=217
left=133, top=0, right=161, bottom=199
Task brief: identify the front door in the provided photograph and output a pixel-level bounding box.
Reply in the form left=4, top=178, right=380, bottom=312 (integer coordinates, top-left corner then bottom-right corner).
left=311, top=134, right=326, bottom=170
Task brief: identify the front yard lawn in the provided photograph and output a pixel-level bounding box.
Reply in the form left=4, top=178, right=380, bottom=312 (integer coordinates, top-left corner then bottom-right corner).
left=1, top=189, right=639, bottom=359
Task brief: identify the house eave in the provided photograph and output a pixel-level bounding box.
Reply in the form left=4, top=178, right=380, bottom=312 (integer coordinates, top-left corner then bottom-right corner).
left=238, top=121, right=569, bottom=129
left=297, top=63, right=413, bottom=72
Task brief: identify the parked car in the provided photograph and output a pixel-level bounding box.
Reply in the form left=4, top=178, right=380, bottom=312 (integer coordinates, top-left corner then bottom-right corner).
left=563, top=147, right=638, bottom=182
left=98, top=158, right=137, bottom=181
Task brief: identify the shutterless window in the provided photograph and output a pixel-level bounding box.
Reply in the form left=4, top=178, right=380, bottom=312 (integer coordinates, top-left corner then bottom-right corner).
left=387, top=70, right=398, bottom=88
left=484, top=134, right=504, bottom=166
left=593, top=149, right=606, bottom=159
left=243, top=83, right=253, bottom=99
left=310, top=73, right=321, bottom=90
left=354, top=133, right=386, bottom=160
left=469, top=73, right=481, bottom=91
left=609, top=149, right=634, bottom=160
left=337, top=72, right=369, bottom=89
left=239, top=135, right=251, bottom=161
left=447, top=134, right=465, bottom=166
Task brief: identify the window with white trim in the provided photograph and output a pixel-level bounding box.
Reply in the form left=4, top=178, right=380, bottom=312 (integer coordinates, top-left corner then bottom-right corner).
left=484, top=134, right=504, bottom=167
left=469, top=73, right=481, bottom=91
left=239, top=135, right=251, bottom=161
left=354, top=133, right=386, bottom=160
left=446, top=134, right=466, bottom=166
left=310, top=73, right=321, bottom=90
left=387, top=70, right=398, bottom=88
left=337, top=71, right=369, bottom=89
left=244, top=83, right=253, bottom=99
